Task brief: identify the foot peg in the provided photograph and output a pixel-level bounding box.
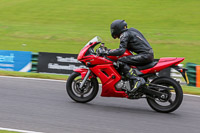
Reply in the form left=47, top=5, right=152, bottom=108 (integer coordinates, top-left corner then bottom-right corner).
left=130, top=77, right=146, bottom=93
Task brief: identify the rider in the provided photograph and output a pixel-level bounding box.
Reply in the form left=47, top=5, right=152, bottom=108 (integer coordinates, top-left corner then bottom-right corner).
left=101, top=20, right=154, bottom=92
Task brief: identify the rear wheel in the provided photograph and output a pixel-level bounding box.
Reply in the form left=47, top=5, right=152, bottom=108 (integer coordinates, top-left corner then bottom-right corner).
left=146, top=77, right=183, bottom=113
left=66, top=72, right=99, bottom=103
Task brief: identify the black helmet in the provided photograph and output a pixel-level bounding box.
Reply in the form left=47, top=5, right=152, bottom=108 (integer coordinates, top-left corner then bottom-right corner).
left=110, top=20, right=127, bottom=39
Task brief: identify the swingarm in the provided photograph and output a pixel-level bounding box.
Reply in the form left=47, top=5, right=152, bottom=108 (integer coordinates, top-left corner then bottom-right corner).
left=142, top=83, right=172, bottom=100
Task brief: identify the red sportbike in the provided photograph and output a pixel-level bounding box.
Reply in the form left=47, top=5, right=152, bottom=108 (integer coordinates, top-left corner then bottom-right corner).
left=66, top=36, right=189, bottom=113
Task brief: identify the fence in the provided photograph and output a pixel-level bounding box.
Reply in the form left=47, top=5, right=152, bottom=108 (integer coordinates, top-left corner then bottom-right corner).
left=31, top=52, right=39, bottom=72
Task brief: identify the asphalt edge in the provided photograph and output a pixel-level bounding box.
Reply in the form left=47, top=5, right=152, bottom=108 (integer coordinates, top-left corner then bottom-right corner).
left=0, top=127, right=43, bottom=133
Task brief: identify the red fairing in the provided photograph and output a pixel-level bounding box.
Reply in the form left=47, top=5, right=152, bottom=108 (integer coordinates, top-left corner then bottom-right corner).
left=90, top=64, right=127, bottom=97
left=74, top=68, right=88, bottom=79
left=140, top=57, right=185, bottom=74
left=74, top=65, right=127, bottom=97
left=75, top=41, right=128, bottom=97
left=77, top=41, right=99, bottom=60
left=74, top=68, right=88, bottom=73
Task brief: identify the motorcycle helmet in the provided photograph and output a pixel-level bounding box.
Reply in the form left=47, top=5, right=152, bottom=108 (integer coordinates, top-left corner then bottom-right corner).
left=110, top=20, right=127, bottom=39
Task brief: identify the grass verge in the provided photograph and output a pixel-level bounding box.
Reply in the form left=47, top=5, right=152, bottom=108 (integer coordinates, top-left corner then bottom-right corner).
left=0, top=70, right=68, bottom=80
left=0, top=130, right=19, bottom=133
left=182, top=85, right=200, bottom=96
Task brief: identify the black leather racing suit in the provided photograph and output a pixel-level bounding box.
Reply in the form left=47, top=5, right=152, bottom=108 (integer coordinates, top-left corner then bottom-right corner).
left=107, top=27, right=154, bottom=74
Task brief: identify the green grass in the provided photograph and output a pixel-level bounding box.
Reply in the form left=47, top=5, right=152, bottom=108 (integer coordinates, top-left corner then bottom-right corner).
left=0, top=0, right=200, bottom=65
left=0, top=70, right=68, bottom=80
left=182, top=85, right=200, bottom=95
left=0, top=130, right=19, bottom=133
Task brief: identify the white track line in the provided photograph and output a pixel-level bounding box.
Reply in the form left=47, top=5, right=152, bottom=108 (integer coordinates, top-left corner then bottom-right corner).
left=0, top=127, right=43, bottom=133
left=0, top=75, right=199, bottom=98
left=183, top=94, right=200, bottom=98
left=0, top=75, right=66, bottom=82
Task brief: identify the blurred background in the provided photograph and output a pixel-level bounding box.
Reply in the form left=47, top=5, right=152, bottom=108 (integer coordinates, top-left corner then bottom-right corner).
left=0, top=0, right=199, bottom=64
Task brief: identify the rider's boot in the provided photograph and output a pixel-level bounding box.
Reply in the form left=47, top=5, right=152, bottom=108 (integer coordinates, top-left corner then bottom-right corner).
left=126, top=68, right=146, bottom=93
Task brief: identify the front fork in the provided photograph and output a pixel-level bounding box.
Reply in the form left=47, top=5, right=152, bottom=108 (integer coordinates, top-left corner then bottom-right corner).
left=79, top=69, right=91, bottom=90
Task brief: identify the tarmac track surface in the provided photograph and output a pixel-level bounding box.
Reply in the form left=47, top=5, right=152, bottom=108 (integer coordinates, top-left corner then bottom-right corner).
left=0, top=76, right=200, bottom=133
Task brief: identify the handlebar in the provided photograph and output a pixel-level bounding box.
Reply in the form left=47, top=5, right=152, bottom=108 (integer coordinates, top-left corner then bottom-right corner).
left=96, top=44, right=108, bottom=57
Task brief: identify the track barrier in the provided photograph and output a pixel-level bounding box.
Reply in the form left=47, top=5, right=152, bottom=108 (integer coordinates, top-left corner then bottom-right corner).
left=1, top=50, right=199, bottom=88
left=196, top=65, right=200, bottom=88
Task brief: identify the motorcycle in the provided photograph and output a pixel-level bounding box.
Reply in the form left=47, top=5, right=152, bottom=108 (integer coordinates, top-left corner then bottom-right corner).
left=66, top=36, right=189, bottom=113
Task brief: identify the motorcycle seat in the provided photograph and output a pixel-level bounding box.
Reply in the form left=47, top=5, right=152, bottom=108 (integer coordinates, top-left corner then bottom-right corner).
left=136, top=59, right=159, bottom=70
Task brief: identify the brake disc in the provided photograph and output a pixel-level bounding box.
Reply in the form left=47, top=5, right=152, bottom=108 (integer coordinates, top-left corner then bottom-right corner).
left=158, top=90, right=172, bottom=102
left=73, top=79, right=92, bottom=95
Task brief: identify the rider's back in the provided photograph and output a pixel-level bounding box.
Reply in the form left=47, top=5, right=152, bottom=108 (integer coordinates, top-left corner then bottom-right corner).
left=122, top=28, right=153, bottom=54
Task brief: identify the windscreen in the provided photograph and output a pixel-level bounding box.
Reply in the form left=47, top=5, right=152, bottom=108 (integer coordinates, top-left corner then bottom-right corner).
left=84, top=36, right=102, bottom=48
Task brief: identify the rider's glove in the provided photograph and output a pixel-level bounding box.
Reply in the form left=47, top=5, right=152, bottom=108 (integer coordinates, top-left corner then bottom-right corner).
left=98, top=47, right=109, bottom=56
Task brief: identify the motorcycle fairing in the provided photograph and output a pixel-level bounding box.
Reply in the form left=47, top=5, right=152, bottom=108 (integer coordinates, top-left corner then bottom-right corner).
left=74, top=64, right=128, bottom=97
left=140, top=57, right=185, bottom=74
left=90, top=64, right=128, bottom=97
left=74, top=68, right=88, bottom=79
left=73, top=68, right=96, bottom=80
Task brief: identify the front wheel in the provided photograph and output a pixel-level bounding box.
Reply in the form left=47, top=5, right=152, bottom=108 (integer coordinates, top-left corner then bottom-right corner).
left=66, top=72, right=99, bottom=103
left=146, top=77, right=183, bottom=113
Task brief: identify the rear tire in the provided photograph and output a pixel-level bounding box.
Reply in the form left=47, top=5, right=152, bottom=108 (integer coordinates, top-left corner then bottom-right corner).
left=66, top=72, right=99, bottom=103
left=146, top=77, right=183, bottom=113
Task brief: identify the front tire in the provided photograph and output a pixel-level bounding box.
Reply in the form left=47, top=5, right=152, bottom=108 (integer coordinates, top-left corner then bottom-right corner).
left=146, top=77, right=183, bottom=113
left=66, top=72, right=99, bottom=103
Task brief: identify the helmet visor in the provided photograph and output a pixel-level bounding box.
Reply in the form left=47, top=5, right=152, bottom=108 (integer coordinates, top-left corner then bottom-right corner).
left=110, top=28, right=116, bottom=38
